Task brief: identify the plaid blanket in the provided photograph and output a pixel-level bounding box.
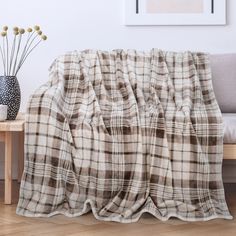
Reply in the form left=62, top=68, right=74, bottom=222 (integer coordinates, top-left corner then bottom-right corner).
left=16, top=49, right=232, bottom=222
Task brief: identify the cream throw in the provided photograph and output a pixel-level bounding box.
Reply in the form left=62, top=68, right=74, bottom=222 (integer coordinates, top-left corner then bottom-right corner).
left=16, top=49, right=232, bottom=222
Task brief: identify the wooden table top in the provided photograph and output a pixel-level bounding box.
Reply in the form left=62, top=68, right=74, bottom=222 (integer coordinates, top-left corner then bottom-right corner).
left=0, top=113, right=25, bottom=132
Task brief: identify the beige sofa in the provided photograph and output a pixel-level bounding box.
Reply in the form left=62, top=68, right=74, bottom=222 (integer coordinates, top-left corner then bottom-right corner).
left=210, top=54, right=236, bottom=160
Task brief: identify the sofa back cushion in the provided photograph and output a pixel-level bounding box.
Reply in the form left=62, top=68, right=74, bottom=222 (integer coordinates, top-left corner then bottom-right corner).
left=210, top=54, right=236, bottom=113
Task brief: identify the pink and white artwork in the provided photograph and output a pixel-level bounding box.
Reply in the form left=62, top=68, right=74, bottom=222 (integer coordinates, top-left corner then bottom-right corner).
left=125, top=0, right=226, bottom=25
left=146, top=0, right=204, bottom=14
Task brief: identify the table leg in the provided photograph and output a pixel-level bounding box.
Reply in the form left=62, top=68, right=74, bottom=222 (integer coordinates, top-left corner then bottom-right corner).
left=18, top=131, right=24, bottom=183
left=5, top=132, right=12, bottom=204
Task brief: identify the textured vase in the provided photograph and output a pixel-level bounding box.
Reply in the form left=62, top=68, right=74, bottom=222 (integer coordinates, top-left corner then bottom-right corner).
left=0, top=76, right=21, bottom=120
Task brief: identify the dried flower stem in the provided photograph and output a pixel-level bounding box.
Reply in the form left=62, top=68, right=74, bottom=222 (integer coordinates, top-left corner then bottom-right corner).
left=6, top=35, right=9, bottom=75
left=9, top=35, right=16, bottom=75
left=15, top=39, right=42, bottom=76
left=16, top=31, right=37, bottom=73
left=0, top=45, right=6, bottom=76
left=2, top=38, right=6, bottom=76
left=12, top=34, right=22, bottom=76
left=23, top=33, right=39, bottom=57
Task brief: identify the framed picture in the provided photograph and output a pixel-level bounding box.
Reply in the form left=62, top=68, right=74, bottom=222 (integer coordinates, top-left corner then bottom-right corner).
left=125, top=0, right=226, bottom=25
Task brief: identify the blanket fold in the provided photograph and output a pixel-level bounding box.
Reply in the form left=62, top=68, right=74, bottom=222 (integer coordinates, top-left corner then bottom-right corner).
left=16, top=49, right=232, bottom=222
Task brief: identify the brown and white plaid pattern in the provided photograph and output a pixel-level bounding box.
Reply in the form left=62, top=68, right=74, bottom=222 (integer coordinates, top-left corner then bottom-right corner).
left=16, top=49, right=232, bottom=222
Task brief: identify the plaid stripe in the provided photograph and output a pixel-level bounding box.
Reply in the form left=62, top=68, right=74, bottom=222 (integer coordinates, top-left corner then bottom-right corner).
left=16, top=49, right=232, bottom=222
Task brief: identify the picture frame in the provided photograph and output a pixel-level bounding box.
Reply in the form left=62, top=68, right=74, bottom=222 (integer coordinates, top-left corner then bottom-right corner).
left=124, top=0, right=226, bottom=25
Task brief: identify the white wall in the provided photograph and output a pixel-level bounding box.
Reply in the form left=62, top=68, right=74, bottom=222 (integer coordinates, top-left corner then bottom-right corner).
left=0, top=0, right=236, bottom=180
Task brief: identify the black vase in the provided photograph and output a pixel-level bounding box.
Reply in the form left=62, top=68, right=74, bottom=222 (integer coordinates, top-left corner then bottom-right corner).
left=0, top=76, right=21, bottom=120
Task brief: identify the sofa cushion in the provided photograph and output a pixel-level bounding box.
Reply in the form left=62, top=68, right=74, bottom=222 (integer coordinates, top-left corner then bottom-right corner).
left=210, top=54, right=236, bottom=113
left=223, top=113, right=236, bottom=144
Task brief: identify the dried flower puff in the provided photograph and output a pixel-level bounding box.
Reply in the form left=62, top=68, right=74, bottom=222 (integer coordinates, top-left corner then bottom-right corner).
left=1, top=31, right=7, bottom=37
left=3, top=26, right=8, bottom=31
left=27, top=28, right=33, bottom=33
left=19, top=28, right=25, bottom=34
left=13, top=27, right=19, bottom=32
left=41, top=35, right=47, bottom=40
left=34, top=25, right=40, bottom=31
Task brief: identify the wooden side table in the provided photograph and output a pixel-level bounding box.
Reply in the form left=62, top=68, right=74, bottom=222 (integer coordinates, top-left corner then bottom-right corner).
left=0, top=113, right=25, bottom=204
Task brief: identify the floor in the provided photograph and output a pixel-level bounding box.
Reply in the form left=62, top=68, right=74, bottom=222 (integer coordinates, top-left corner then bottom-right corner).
left=0, top=181, right=235, bottom=236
